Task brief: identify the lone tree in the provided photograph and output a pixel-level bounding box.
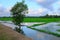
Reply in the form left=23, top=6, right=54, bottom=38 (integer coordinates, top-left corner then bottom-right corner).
left=10, top=0, right=28, bottom=32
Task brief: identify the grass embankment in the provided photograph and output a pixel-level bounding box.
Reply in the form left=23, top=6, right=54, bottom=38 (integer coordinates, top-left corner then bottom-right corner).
left=57, top=24, right=60, bottom=26
left=28, top=23, right=47, bottom=27
left=56, top=24, right=60, bottom=32
left=0, top=24, right=32, bottom=40
left=57, top=30, right=60, bottom=32
left=0, top=17, right=60, bottom=23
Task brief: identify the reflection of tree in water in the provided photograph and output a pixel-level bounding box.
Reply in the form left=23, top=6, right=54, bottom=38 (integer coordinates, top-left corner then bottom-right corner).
left=14, top=27, right=25, bottom=35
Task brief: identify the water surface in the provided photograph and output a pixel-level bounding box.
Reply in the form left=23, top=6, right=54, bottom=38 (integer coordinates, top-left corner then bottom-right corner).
left=0, top=21, right=60, bottom=40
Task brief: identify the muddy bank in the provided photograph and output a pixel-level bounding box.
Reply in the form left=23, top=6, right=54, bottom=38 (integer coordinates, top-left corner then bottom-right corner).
left=0, top=24, right=32, bottom=40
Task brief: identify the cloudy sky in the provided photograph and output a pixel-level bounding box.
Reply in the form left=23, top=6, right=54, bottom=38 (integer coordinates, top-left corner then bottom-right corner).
left=0, top=0, right=60, bottom=17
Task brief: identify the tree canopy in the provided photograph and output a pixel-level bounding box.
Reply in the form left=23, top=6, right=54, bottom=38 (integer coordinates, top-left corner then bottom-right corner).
left=10, top=0, right=28, bottom=27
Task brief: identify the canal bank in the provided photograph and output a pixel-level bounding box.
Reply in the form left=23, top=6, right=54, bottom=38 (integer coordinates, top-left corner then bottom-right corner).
left=0, top=23, right=32, bottom=40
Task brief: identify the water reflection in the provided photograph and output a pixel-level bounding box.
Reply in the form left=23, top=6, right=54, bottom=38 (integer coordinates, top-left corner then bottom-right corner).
left=22, top=26, right=60, bottom=40
left=0, top=21, right=60, bottom=40
left=34, top=22, right=60, bottom=34
left=14, top=27, right=25, bottom=35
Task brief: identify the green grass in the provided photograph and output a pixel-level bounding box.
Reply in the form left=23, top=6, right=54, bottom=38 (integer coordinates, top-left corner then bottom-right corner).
left=0, top=17, right=12, bottom=21
left=57, top=30, right=60, bottom=32
left=28, top=27, right=60, bottom=37
left=24, top=17, right=60, bottom=22
left=0, top=17, right=60, bottom=22
left=57, top=24, right=60, bottom=26
left=30, top=24, right=43, bottom=27
left=28, top=23, right=47, bottom=27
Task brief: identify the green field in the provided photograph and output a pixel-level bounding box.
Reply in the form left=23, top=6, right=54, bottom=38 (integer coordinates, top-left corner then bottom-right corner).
left=0, top=17, right=12, bottom=21
left=0, top=17, right=60, bottom=23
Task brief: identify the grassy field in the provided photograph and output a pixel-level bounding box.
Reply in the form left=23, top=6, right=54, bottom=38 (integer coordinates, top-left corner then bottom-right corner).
left=24, top=17, right=60, bottom=22
left=0, top=17, right=60, bottom=23
left=0, top=17, right=12, bottom=21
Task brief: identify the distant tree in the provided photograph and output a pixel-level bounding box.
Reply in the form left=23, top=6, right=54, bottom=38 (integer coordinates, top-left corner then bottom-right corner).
left=45, top=14, right=49, bottom=18
left=10, top=0, right=28, bottom=33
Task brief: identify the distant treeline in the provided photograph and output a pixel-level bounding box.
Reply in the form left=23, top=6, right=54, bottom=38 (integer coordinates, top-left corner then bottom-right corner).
left=25, top=14, right=60, bottom=18
left=0, top=14, right=60, bottom=18
left=0, top=17, right=12, bottom=18
left=39, top=14, right=60, bottom=18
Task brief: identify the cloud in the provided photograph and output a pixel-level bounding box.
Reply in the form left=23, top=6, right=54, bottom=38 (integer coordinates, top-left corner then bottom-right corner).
left=57, top=1, right=60, bottom=4
left=0, top=4, right=11, bottom=17
left=33, top=0, right=58, bottom=10
left=48, top=11, right=60, bottom=16
left=35, top=0, right=57, bottom=5
left=0, top=4, right=2, bottom=7
left=6, top=6, right=12, bottom=13
left=35, top=0, right=46, bottom=3
left=26, top=7, right=48, bottom=16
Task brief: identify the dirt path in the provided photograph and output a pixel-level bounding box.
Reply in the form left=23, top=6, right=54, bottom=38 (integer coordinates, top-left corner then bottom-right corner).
left=0, top=23, right=32, bottom=40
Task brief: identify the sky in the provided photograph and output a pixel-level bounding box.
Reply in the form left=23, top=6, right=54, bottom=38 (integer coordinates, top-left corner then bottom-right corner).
left=0, top=0, right=60, bottom=17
